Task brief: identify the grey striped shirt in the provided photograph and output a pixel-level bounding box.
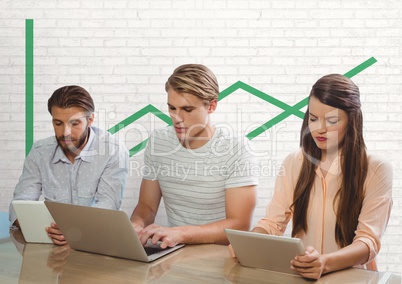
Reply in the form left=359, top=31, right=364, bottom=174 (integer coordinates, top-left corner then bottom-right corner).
left=143, top=126, right=258, bottom=226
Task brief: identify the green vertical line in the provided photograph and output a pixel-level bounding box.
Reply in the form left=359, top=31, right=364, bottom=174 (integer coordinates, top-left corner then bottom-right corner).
left=25, top=19, right=34, bottom=156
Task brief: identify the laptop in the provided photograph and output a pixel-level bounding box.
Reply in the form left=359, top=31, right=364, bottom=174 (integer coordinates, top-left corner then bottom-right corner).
left=11, top=200, right=54, bottom=243
left=225, top=228, right=305, bottom=276
left=44, top=201, right=185, bottom=262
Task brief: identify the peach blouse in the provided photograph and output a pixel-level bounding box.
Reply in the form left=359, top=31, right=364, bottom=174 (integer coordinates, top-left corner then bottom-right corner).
left=256, top=149, right=393, bottom=267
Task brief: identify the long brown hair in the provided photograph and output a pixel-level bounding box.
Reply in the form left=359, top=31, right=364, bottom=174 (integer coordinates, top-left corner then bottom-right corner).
left=291, top=74, right=368, bottom=248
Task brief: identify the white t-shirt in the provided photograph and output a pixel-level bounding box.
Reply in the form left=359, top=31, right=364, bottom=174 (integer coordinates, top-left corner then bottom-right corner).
left=143, top=126, right=259, bottom=226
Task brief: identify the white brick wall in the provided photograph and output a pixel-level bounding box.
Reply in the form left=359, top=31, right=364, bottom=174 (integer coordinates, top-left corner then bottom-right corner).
left=1, top=0, right=401, bottom=273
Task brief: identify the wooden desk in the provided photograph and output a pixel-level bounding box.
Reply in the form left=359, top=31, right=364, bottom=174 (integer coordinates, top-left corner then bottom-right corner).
left=1, top=229, right=400, bottom=284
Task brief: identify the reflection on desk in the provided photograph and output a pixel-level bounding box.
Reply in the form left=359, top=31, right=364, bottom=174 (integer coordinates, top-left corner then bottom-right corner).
left=3, top=229, right=401, bottom=284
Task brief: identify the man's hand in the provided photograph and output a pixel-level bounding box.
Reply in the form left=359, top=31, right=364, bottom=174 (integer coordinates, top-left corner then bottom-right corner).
left=45, top=223, right=68, bottom=246
left=139, top=224, right=182, bottom=249
left=132, top=222, right=144, bottom=234
left=227, top=244, right=236, bottom=258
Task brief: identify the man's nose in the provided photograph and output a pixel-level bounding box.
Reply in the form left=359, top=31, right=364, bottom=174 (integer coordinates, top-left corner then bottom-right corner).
left=63, top=125, right=71, bottom=136
left=171, top=111, right=184, bottom=123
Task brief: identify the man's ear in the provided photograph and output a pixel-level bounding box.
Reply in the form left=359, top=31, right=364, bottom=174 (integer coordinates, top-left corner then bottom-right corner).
left=87, top=113, right=94, bottom=127
left=208, top=99, right=217, bottom=114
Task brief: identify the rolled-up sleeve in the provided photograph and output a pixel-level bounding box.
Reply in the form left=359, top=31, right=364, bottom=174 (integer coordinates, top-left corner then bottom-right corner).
left=255, top=152, right=297, bottom=235
left=354, top=156, right=393, bottom=264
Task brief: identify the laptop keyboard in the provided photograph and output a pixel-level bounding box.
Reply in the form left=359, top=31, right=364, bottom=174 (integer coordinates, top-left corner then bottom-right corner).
left=144, top=246, right=165, bottom=256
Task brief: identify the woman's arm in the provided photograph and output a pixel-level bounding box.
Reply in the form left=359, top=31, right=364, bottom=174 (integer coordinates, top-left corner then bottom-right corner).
left=291, top=241, right=369, bottom=279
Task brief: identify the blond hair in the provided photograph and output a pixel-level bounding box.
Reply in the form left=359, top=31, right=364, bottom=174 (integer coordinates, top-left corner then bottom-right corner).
left=165, top=64, right=219, bottom=103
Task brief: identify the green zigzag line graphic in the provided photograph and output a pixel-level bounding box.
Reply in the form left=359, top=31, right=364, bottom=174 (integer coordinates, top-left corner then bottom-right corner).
left=108, top=56, right=377, bottom=156
left=107, top=81, right=305, bottom=156
left=23, top=19, right=378, bottom=157
left=108, top=104, right=172, bottom=134
left=246, top=56, right=377, bottom=139
left=218, top=81, right=305, bottom=119
left=108, top=104, right=172, bottom=156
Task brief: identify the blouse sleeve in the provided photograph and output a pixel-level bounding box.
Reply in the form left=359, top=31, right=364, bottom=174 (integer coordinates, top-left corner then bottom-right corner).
left=353, top=155, right=393, bottom=264
left=255, top=151, right=300, bottom=235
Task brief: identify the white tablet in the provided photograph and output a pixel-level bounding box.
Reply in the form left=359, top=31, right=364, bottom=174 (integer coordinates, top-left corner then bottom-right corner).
left=12, top=200, right=54, bottom=243
left=225, top=229, right=305, bottom=275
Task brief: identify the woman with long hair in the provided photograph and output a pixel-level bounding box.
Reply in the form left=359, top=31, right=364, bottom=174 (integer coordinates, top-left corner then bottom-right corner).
left=251, top=74, right=393, bottom=279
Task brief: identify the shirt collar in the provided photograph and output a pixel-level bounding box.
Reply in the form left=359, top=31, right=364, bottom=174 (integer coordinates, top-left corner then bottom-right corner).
left=315, top=153, right=342, bottom=178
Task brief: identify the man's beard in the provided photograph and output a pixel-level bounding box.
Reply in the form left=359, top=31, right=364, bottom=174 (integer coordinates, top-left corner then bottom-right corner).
left=56, top=127, right=89, bottom=155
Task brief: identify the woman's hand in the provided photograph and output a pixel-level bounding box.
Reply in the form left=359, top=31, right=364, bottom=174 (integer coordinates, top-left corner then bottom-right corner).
left=290, top=246, right=326, bottom=279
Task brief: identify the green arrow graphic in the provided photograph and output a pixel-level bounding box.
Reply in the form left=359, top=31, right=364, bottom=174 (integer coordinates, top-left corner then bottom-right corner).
left=107, top=57, right=377, bottom=156
left=108, top=104, right=172, bottom=156
left=108, top=104, right=172, bottom=134
left=245, top=57, right=377, bottom=139
left=218, top=81, right=305, bottom=119
left=24, top=20, right=377, bottom=157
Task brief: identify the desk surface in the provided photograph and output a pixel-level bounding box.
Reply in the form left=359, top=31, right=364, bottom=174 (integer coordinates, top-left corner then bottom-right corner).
left=1, top=229, right=400, bottom=284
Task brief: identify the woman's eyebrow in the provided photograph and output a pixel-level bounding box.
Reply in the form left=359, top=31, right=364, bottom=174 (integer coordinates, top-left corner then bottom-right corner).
left=309, top=113, right=339, bottom=119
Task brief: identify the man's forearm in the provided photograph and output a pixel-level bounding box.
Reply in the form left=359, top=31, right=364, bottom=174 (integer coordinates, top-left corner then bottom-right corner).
left=130, top=204, right=157, bottom=228
left=177, top=217, right=250, bottom=245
